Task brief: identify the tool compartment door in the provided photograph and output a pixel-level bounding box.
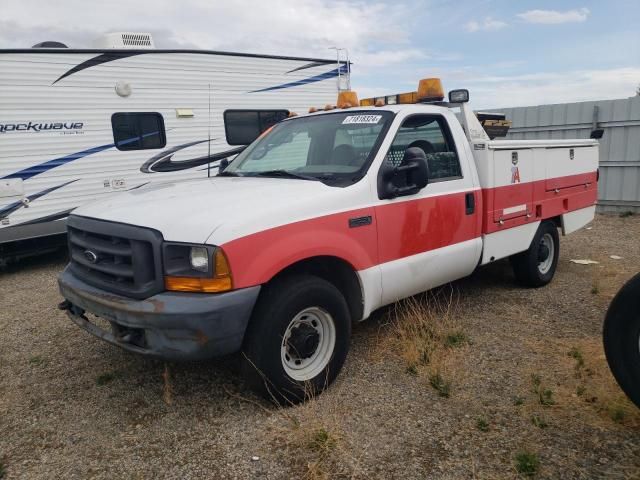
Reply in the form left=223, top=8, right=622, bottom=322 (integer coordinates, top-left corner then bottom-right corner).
left=545, top=146, right=597, bottom=192
left=492, top=149, right=534, bottom=223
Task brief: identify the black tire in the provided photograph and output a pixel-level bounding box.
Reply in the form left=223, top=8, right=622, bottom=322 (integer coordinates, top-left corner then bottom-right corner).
left=510, top=220, right=560, bottom=287
left=603, top=273, right=640, bottom=408
left=241, top=274, right=351, bottom=404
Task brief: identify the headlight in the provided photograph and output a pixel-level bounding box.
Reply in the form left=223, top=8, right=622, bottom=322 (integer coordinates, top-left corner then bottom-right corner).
left=162, top=242, right=233, bottom=293
left=189, top=246, right=209, bottom=272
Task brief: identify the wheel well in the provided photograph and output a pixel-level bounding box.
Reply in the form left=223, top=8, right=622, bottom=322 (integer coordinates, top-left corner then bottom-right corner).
left=546, top=216, right=562, bottom=229
left=269, top=256, right=364, bottom=322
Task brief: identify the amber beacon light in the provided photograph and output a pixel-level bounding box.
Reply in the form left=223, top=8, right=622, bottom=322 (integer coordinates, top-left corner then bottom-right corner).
left=337, top=90, right=359, bottom=108
left=416, top=78, right=445, bottom=102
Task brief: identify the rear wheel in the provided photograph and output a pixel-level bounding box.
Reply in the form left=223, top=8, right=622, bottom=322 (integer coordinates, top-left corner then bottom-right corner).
left=603, top=273, right=640, bottom=408
left=510, top=220, right=560, bottom=287
left=241, top=274, right=351, bottom=404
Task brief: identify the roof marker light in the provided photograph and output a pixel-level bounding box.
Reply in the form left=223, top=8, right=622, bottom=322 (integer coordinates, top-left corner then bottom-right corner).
left=398, top=92, right=417, bottom=104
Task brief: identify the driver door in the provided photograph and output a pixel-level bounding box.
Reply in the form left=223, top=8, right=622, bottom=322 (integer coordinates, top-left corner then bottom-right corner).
left=375, top=113, right=482, bottom=306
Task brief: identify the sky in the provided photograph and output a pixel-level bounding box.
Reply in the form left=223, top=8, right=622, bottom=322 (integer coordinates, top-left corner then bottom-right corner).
left=1, top=0, right=638, bottom=108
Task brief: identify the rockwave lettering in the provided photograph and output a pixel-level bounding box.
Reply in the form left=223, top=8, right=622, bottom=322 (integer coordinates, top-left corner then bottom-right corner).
left=0, top=121, right=84, bottom=133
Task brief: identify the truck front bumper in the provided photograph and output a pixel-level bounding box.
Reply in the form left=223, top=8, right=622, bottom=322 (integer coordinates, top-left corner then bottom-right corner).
left=58, top=266, right=260, bottom=360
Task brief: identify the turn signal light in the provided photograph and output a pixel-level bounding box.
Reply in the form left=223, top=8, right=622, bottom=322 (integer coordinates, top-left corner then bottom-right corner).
left=165, top=249, right=233, bottom=293
left=416, top=78, right=444, bottom=102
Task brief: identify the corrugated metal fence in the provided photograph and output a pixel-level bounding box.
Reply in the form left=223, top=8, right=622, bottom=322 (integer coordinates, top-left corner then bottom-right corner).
left=487, top=96, right=640, bottom=212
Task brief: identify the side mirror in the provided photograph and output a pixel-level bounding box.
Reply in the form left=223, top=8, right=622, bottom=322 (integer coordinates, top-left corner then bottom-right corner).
left=378, top=147, right=429, bottom=200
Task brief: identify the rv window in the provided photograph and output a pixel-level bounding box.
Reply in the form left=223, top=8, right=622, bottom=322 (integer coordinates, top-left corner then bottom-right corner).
left=224, top=110, right=289, bottom=145
left=111, top=113, right=166, bottom=151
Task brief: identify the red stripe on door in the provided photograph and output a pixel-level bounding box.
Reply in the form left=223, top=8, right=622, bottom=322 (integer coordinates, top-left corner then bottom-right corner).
left=223, top=190, right=481, bottom=289
left=375, top=190, right=481, bottom=264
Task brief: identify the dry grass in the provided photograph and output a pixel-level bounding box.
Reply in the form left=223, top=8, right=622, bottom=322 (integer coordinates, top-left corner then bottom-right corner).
left=267, top=381, right=365, bottom=480
left=521, top=336, right=640, bottom=429
left=375, top=286, right=469, bottom=398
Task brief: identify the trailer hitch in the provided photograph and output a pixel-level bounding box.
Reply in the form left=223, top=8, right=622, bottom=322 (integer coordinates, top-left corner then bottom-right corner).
left=58, top=299, right=87, bottom=319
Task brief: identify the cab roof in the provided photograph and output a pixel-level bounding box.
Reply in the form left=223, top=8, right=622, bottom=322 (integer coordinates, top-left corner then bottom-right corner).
left=296, top=103, right=451, bottom=119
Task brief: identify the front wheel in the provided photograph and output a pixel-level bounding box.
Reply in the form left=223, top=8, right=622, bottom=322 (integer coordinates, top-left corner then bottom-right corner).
left=241, top=274, right=351, bottom=404
left=603, top=273, right=640, bottom=408
left=510, top=220, right=560, bottom=287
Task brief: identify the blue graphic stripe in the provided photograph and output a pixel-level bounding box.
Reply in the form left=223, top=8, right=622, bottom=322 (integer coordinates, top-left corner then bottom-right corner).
left=3, top=143, right=115, bottom=181
left=249, top=66, right=346, bottom=93
left=2, top=131, right=160, bottom=181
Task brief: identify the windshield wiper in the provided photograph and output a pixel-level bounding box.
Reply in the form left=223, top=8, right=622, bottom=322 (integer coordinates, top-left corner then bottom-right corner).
left=217, top=171, right=241, bottom=177
left=248, top=170, right=322, bottom=182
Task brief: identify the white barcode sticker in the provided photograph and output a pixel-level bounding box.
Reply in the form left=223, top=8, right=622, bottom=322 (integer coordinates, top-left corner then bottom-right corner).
left=342, top=115, right=382, bottom=125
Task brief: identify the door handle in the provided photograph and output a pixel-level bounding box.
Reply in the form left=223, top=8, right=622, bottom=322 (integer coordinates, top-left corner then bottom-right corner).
left=465, top=192, right=475, bottom=215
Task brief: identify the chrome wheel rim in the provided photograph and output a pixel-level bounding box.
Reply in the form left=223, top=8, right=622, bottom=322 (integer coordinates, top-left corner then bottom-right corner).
left=538, top=233, right=555, bottom=275
left=281, top=307, right=336, bottom=382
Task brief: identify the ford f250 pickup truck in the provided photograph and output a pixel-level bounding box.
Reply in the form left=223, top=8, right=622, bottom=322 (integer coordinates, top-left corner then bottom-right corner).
left=58, top=78, right=598, bottom=403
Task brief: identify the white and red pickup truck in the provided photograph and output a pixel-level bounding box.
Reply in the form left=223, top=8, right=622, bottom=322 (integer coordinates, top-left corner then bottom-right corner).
left=58, top=78, right=598, bottom=402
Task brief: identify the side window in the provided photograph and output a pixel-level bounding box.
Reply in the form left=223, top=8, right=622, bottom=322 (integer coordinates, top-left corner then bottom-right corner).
left=111, top=113, right=166, bottom=151
left=224, top=110, right=289, bottom=145
left=384, top=115, right=462, bottom=181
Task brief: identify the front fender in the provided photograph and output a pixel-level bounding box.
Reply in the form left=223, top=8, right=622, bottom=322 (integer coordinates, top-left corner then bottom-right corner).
left=221, top=209, right=378, bottom=289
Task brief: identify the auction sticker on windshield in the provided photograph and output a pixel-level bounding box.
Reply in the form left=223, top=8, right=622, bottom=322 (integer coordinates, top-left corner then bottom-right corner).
left=342, top=115, right=382, bottom=125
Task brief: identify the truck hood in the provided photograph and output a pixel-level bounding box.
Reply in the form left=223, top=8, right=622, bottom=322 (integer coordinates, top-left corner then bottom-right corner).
left=73, top=177, right=352, bottom=244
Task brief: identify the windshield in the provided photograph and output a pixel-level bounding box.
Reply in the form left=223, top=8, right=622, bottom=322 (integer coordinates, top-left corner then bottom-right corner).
left=224, top=110, right=394, bottom=185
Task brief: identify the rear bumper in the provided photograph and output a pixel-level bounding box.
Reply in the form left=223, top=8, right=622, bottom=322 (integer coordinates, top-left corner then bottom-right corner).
left=58, top=266, right=260, bottom=360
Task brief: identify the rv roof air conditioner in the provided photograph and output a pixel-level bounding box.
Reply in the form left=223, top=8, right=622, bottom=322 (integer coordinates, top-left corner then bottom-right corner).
left=92, top=32, right=155, bottom=49
left=32, top=41, right=68, bottom=48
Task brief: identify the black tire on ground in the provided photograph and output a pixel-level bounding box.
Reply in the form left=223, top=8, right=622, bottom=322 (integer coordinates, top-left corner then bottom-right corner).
left=603, top=273, right=640, bottom=409
left=241, top=274, right=351, bottom=405
left=510, top=220, right=560, bottom=288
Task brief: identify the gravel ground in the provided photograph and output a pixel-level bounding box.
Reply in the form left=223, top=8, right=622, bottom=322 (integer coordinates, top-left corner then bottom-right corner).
left=1, top=214, right=640, bottom=479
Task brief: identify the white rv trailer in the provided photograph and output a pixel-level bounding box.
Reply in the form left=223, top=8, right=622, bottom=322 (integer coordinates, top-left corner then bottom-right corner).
left=0, top=32, right=347, bottom=254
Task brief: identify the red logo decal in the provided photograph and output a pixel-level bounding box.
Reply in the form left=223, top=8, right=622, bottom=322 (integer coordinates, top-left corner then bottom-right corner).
left=511, top=166, right=521, bottom=184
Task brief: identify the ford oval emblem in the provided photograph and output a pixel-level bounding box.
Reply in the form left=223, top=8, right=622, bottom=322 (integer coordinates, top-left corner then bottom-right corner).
left=83, top=250, right=98, bottom=264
